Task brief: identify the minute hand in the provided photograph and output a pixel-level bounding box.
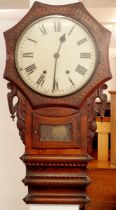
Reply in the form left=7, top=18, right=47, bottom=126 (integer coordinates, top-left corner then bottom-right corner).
left=52, top=34, right=66, bottom=93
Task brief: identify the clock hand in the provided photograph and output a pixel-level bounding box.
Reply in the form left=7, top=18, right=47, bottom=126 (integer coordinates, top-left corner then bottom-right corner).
left=52, top=54, right=59, bottom=92
left=52, top=34, right=66, bottom=92
left=57, top=33, right=66, bottom=54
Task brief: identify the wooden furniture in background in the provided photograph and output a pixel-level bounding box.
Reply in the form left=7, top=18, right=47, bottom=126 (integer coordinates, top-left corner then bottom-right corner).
left=87, top=161, right=116, bottom=210
left=87, top=98, right=116, bottom=210
left=96, top=117, right=110, bottom=162
left=110, top=91, right=116, bottom=166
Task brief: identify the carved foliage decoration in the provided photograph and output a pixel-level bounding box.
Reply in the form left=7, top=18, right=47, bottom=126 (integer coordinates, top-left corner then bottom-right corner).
left=7, top=82, right=26, bottom=144
left=16, top=91, right=26, bottom=143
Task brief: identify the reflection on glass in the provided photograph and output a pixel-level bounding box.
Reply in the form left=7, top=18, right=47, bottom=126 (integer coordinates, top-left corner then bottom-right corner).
left=40, top=124, right=72, bottom=141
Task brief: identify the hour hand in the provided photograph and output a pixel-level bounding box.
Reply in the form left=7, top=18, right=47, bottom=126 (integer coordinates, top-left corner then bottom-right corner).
left=60, top=33, right=66, bottom=43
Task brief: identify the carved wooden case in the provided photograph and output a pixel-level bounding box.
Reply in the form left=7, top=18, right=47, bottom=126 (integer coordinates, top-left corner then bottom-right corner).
left=4, top=2, right=111, bottom=208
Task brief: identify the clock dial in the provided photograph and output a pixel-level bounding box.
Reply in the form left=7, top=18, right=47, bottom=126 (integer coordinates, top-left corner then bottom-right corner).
left=15, top=15, right=98, bottom=97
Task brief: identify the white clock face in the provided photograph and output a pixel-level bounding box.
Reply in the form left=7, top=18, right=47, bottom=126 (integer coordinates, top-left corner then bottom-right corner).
left=15, top=15, right=98, bottom=97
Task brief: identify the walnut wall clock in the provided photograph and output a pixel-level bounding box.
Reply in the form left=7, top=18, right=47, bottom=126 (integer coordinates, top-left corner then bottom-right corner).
left=4, top=2, right=112, bottom=210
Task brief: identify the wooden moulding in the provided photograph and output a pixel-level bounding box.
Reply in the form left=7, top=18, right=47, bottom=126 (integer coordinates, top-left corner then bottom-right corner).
left=22, top=154, right=92, bottom=205
left=21, top=154, right=93, bottom=166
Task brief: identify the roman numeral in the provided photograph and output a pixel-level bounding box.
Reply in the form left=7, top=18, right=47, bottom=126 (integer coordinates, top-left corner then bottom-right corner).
left=75, top=65, right=87, bottom=76
left=68, top=25, right=75, bottom=36
left=37, top=74, right=45, bottom=86
left=25, top=64, right=36, bottom=75
left=39, top=25, right=47, bottom=35
left=77, top=38, right=87, bottom=46
left=54, top=22, right=61, bottom=32
left=68, top=77, right=74, bottom=86
left=27, top=38, right=37, bottom=43
left=22, top=52, right=34, bottom=58
left=80, top=53, right=91, bottom=58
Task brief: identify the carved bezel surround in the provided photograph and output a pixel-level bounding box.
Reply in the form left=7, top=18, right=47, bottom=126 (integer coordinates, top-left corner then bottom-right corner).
left=4, top=1, right=111, bottom=109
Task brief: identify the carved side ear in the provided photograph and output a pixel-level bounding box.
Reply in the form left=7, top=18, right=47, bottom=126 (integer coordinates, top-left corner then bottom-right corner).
left=7, top=82, right=18, bottom=121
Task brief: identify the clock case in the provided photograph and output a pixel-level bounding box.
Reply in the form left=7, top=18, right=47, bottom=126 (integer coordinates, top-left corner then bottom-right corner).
left=4, top=2, right=111, bottom=208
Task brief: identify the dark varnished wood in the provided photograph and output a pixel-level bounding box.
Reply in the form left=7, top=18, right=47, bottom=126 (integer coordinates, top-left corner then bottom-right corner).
left=80, top=205, right=86, bottom=210
left=3, top=1, right=111, bottom=207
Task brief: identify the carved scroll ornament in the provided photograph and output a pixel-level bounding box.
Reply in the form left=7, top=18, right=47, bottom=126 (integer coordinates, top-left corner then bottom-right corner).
left=87, top=84, right=108, bottom=153
left=7, top=82, right=26, bottom=144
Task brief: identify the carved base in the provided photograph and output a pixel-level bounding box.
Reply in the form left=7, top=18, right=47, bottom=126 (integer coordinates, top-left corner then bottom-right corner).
left=22, top=154, right=91, bottom=205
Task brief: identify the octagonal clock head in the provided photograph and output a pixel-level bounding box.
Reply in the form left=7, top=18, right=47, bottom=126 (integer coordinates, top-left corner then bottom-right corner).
left=4, top=2, right=112, bottom=107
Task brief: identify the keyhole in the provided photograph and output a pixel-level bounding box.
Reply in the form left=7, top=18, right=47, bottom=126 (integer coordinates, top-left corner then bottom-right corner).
left=34, top=130, right=38, bottom=134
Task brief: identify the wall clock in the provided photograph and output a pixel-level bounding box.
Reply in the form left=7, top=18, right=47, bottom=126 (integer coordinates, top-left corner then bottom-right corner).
left=4, top=2, right=112, bottom=210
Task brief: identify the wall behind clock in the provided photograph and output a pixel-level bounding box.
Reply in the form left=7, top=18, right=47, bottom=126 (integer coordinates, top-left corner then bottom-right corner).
left=0, top=1, right=116, bottom=210
left=0, top=11, right=28, bottom=210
